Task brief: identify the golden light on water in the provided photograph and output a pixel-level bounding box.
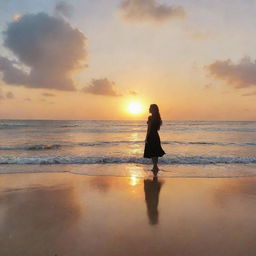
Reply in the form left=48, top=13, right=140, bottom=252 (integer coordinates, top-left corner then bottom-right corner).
left=130, top=176, right=138, bottom=186
left=128, top=101, right=143, bottom=115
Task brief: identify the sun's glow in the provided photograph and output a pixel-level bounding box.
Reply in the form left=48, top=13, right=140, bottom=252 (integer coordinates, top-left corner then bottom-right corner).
left=13, top=14, right=21, bottom=21
left=128, top=101, right=143, bottom=115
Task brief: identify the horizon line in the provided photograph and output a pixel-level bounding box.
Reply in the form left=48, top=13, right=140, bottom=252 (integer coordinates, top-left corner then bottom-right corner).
left=0, top=118, right=255, bottom=122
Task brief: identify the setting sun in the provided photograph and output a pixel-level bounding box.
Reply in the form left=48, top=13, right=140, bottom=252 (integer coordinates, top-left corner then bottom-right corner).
left=128, top=101, right=143, bottom=115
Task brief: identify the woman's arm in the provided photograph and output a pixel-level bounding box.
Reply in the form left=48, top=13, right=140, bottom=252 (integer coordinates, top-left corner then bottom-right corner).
left=145, top=117, right=152, bottom=142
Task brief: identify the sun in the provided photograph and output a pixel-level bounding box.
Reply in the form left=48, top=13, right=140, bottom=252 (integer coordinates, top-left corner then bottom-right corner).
left=128, top=101, right=143, bottom=115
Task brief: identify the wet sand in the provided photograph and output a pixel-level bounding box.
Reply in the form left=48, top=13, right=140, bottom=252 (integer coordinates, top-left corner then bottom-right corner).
left=1, top=172, right=256, bottom=256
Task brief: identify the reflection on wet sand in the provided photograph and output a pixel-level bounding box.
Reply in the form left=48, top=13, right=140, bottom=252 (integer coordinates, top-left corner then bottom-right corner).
left=90, top=177, right=112, bottom=193
left=1, top=173, right=256, bottom=256
left=144, top=176, right=163, bottom=225
left=0, top=185, right=81, bottom=256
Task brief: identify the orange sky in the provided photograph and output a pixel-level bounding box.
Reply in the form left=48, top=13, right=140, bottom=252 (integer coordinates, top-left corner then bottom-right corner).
left=0, top=0, right=255, bottom=120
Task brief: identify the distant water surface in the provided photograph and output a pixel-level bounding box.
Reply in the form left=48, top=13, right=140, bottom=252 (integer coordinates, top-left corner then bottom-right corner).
left=0, top=120, right=256, bottom=177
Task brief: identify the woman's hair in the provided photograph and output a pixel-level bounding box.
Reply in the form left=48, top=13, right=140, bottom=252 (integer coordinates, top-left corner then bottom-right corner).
left=150, top=104, right=162, bottom=130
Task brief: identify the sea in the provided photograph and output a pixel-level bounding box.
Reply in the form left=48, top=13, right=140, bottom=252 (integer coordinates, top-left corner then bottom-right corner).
left=0, top=120, right=256, bottom=178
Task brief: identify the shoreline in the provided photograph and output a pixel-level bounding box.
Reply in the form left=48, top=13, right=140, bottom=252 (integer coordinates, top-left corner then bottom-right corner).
left=2, top=171, right=256, bottom=179
left=1, top=163, right=256, bottom=178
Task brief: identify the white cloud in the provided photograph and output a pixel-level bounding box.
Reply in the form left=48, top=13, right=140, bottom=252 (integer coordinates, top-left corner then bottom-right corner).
left=0, top=13, right=87, bottom=91
left=82, top=78, right=121, bottom=97
left=120, top=0, right=186, bottom=23
left=207, top=57, right=256, bottom=88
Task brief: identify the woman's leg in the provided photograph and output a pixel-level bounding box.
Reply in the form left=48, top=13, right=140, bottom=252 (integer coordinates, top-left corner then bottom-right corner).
left=152, top=157, right=159, bottom=174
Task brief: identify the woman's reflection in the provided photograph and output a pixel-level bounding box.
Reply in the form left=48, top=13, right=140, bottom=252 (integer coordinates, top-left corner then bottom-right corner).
left=144, top=176, right=163, bottom=225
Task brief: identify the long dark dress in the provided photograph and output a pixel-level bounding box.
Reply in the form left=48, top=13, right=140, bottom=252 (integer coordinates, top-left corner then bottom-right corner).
left=143, top=116, right=165, bottom=158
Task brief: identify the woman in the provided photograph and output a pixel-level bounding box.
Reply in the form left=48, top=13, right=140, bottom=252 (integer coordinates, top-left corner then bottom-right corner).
left=144, top=104, right=165, bottom=175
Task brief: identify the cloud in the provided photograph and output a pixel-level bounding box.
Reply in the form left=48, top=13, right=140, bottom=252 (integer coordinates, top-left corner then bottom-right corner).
left=42, top=92, right=56, bottom=97
left=0, top=89, right=3, bottom=100
left=120, top=0, right=186, bottom=23
left=204, top=83, right=213, bottom=89
left=0, top=56, right=29, bottom=85
left=128, top=90, right=138, bottom=95
left=242, top=91, right=256, bottom=96
left=82, top=78, right=121, bottom=97
left=6, top=91, right=14, bottom=99
left=0, top=89, right=14, bottom=100
left=0, top=13, right=87, bottom=91
left=189, top=31, right=212, bottom=40
left=207, top=57, right=256, bottom=89
left=55, top=1, right=74, bottom=18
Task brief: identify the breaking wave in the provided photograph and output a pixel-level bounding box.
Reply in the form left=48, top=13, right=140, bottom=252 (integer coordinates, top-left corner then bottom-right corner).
left=1, top=155, right=256, bottom=165
left=1, top=140, right=256, bottom=151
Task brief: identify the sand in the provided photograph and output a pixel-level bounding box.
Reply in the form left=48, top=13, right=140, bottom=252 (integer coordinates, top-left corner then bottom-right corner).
left=0, top=172, right=256, bottom=256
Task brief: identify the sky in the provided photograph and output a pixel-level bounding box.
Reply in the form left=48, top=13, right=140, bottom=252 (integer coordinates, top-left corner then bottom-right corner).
left=0, top=0, right=256, bottom=120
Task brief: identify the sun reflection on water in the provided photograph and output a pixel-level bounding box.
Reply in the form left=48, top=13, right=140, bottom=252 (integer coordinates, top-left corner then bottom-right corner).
left=130, top=176, right=138, bottom=186
left=126, top=164, right=146, bottom=186
left=129, top=132, right=139, bottom=141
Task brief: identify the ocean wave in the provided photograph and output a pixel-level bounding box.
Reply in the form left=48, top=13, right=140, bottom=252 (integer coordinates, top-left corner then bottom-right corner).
left=166, top=141, right=256, bottom=146
left=0, top=123, right=32, bottom=129
left=79, top=140, right=256, bottom=147
left=1, top=155, right=256, bottom=165
left=0, top=144, right=61, bottom=150
left=0, top=142, right=129, bottom=150
left=1, top=140, right=256, bottom=151
left=58, top=125, right=79, bottom=128
left=26, top=144, right=61, bottom=150
left=78, top=141, right=144, bottom=146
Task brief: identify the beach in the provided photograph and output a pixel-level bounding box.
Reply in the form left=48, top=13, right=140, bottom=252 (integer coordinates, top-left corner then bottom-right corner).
left=1, top=171, right=256, bottom=256
left=1, top=120, right=256, bottom=255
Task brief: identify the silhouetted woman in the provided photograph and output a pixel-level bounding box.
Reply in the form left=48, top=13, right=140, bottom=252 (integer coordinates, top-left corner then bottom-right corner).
left=144, top=104, right=165, bottom=175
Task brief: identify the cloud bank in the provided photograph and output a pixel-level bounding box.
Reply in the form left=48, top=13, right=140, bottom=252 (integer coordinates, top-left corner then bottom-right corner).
left=120, top=0, right=186, bottom=23
left=207, top=57, right=256, bottom=88
left=82, top=78, right=121, bottom=97
left=0, top=13, right=87, bottom=91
